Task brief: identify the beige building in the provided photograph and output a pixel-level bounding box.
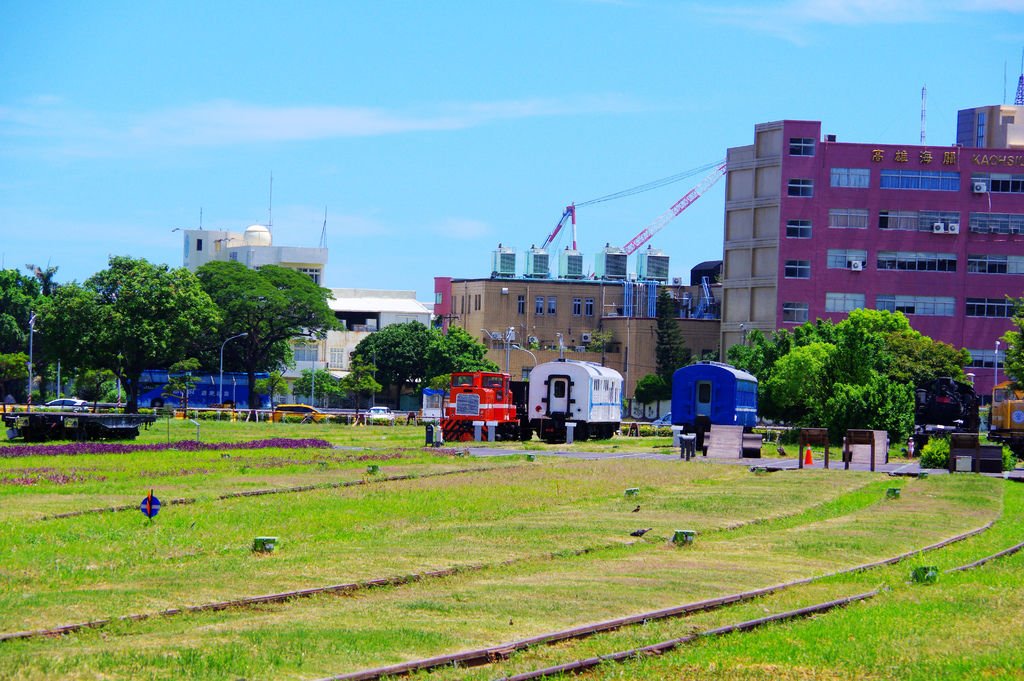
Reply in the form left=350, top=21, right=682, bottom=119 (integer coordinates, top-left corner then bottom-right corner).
left=434, top=277, right=720, bottom=401
left=181, top=224, right=328, bottom=284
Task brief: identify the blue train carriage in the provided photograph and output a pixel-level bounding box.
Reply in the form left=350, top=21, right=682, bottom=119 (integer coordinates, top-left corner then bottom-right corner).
left=671, top=361, right=759, bottom=448
left=527, top=359, right=623, bottom=443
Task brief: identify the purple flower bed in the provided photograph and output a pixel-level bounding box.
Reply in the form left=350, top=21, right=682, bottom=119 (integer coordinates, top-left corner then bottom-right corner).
left=1, top=467, right=105, bottom=486
left=0, top=438, right=333, bottom=459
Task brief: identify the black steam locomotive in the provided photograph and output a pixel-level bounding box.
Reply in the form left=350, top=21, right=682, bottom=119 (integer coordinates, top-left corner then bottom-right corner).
left=913, top=377, right=980, bottom=451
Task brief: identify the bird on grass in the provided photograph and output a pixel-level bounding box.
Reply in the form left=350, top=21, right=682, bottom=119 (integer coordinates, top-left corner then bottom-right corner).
left=631, top=505, right=641, bottom=513
left=630, top=528, right=652, bottom=537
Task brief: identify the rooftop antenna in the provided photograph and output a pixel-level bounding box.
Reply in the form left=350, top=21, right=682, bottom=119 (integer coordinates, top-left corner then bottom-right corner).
left=268, top=173, right=274, bottom=227
left=199, top=207, right=203, bottom=230
left=1016, top=48, right=1024, bottom=105
left=920, top=85, right=927, bottom=145
left=319, top=206, right=328, bottom=249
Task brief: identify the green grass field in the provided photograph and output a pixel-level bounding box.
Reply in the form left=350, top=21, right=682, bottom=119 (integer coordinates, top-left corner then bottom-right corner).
left=1, top=421, right=1021, bottom=679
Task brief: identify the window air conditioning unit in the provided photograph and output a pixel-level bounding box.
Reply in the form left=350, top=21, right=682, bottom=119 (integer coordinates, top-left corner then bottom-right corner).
left=973, top=181, right=988, bottom=194
left=581, top=332, right=592, bottom=343
left=947, top=223, right=960, bottom=234
left=932, top=222, right=946, bottom=233
left=850, top=260, right=864, bottom=272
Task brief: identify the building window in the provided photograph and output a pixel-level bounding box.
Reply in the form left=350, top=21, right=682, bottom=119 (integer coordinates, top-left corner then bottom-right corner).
left=830, top=168, right=870, bottom=188
left=474, top=294, right=481, bottom=311
left=976, top=111, right=986, bottom=147
left=828, top=208, right=870, bottom=229
left=572, top=297, right=582, bottom=316
left=826, top=249, right=868, bottom=269
left=825, top=292, right=865, bottom=313
left=973, top=173, right=1024, bottom=194
left=789, top=137, right=815, bottom=156
left=547, top=296, right=557, bottom=315
left=967, top=254, right=1024, bottom=274
left=329, top=347, right=347, bottom=370
left=966, top=348, right=1002, bottom=369
left=460, top=296, right=465, bottom=315
left=535, top=296, right=544, bottom=315
left=294, top=344, right=318, bottom=362
left=878, top=210, right=918, bottom=231
left=435, top=292, right=444, bottom=305
left=876, top=251, right=957, bottom=272
left=969, top=212, right=1024, bottom=234
left=786, top=220, right=812, bottom=238
left=585, top=298, right=594, bottom=316
left=877, top=295, right=954, bottom=316
left=517, top=295, right=525, bottom=314
left=782, top=302, right=809, bottom=323
left=229, top=252, right=238, bottom=261
left=965, top=297, right=1015, bottom=318
left=787, top=179, right=813, bottom=197
left=879, top=169, right=960, bottom=191
left=196, top=238, right=203, bottom=252
left=784, top=260, right=810, bottom=278
left=296, top=267, right=321, bottom=284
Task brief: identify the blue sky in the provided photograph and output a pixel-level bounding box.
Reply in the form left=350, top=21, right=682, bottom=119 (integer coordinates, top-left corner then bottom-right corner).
left=2, top=1, right=1023, bottom=300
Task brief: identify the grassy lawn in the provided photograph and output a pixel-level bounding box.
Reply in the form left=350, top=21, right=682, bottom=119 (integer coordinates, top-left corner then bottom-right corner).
left=0, top=423, right=1019, bottom=679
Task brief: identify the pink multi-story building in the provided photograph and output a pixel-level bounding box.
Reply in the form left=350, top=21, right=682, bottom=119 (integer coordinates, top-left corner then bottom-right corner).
left=722, top=106, right=1024, bottom=397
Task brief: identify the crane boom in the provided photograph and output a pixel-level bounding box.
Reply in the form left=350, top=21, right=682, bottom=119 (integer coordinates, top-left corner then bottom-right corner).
left=541, top=204, right=576, bottom=251
left=621, top=162, right=726, bottom=255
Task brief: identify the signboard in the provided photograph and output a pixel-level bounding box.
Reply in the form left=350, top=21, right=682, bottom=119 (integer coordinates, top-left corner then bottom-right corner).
left=140, top=490, right=161, bottom=519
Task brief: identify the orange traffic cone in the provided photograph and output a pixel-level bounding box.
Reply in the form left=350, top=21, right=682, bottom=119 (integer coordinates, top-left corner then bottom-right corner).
left=803, top=445, right=813, bottom=466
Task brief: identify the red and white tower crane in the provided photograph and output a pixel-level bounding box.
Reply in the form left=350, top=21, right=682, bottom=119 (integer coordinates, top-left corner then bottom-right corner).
left=541, top=204, right=577, bottom=251
left=620, top=161, right=726, bottom=254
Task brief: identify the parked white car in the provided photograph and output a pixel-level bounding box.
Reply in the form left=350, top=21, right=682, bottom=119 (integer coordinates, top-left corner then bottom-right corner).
left=367, top=406, right=396, bottom=424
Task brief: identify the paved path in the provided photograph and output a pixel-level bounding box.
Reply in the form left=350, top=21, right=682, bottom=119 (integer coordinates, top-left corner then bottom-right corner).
left=467, top=446, right=1024, bottom=480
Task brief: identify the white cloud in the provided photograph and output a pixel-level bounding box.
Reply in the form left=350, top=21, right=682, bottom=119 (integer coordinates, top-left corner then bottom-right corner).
left=0, top=94, right=647, bottom=156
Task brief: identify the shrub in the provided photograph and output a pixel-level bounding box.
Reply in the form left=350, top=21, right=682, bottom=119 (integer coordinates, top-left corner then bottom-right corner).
left=919, top=437, right=949, bottom=470
left=1002, top=445, right=1018, bottom=472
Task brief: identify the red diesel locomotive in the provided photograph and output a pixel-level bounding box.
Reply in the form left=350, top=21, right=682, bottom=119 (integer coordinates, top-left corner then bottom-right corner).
left=440, top=371, right=532, bottom=442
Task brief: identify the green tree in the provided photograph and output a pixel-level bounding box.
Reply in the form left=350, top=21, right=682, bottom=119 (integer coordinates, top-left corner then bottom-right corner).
left=634, top=373, right=670, bottom=404
left=0, top=269, right=41, bottom=364
left=426, top=326, right=499, bottom=380
left=584, top=329, right=613, bottom=354
left=352, top=322, right=435, bottom=401
left=292, top=367, right=342, bottom=407
left=655, top=288, right=689, bottom=383
left=195, top=262, right=337, bottom=409
left=254, top=370, right=287, bottom=407
left=74, top=368, right=116, bottom=407
left=998, top=297, right=1024, bottom=388
left=37, top=256, right=220, bottom=413
left=24, top=263, right=60, bottom=401
left=339, top=355, right=382, bottom=411
left=0, top=352, right=29, bottom=406
left=164, top=358, right=201, bottom=411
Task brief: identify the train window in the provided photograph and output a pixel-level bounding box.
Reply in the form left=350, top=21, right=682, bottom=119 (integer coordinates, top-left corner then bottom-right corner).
left=553, top=381, right=566, bottom=398
left=698, top=383, right=712, bottom=403
left=483, top=376, right=503, bottom=388
left=593, top=379, right=600, bottom=391
left=452, top=375, right=474, bottom=387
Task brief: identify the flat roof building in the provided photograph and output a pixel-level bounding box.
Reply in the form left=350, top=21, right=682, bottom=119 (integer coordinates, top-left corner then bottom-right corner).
left=181, top=224, right=327, bottom=284
left=722, top=105, right=1024, bottom=397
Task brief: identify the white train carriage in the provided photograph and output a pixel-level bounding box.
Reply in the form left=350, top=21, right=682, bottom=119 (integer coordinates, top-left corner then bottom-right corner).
left=527, top=359, right=623, bottom=442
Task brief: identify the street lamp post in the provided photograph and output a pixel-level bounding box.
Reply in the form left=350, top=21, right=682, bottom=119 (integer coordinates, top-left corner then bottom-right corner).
left=27, top=313, right=36, bottom=411
left=219, top=332, right=249, bottom=406
left=995, top=340, right=1001, bottom=391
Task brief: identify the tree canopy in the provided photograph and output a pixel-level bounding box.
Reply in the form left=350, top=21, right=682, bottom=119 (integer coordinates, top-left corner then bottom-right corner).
left=727, top=309, right=966, bottom=441
left=654, top=288, right=689, bottom=383
left=352, top=322, right=498, bottom=402
left=195, top=261, right=337, bottom=408
left=37, top=256, right=220, bottom=412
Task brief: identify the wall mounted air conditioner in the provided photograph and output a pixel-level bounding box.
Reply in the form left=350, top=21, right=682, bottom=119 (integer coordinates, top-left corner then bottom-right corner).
left=581, top=332, right=592, bottom=343
left=973, top=181, right=988, bottom=193
left=850, top=260, right=864, bottom=272
left=528, top=335, right=539, bottom=345
left=947, top=223, right=960, bottom=234
left=932, top=222, right=946, bottom=233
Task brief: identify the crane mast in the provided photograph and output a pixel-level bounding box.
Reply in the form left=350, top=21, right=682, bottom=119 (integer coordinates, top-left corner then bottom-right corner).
left=621, top=162, right=726, bottom=255
left=541, top=204, right=576, bottom=251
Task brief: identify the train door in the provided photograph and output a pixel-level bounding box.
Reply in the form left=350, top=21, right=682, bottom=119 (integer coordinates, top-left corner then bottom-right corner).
left=695, top=381, right=713, bottom=418
left=547, top=375, right=571, bottom=414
